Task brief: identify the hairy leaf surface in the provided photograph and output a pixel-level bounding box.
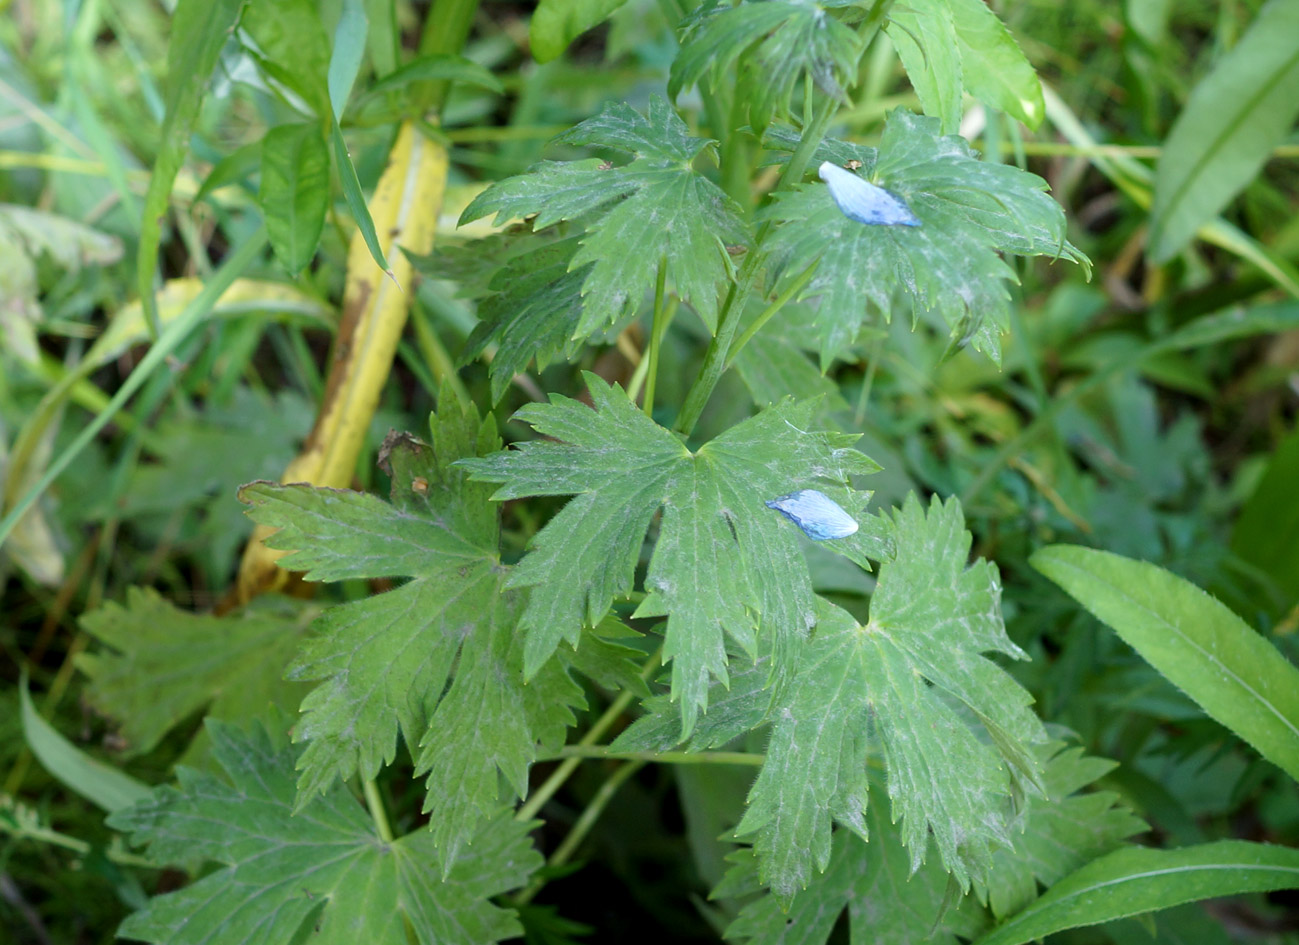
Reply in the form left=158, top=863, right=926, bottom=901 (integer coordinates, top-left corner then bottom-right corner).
left=240, top=388, right=583, bottom=864
left=459, top=96, right=748, bottom=335
left=736, top=496, right=1047, bottom=903
left=764, top=110, right=1088, bottom=367
left=108, top=720, right=538, bottom=945
left=721, top=806, right=986, bottom=944
left=984, top=743, right=1147, bottom=918
left=460, top=373, right=878, bottom=735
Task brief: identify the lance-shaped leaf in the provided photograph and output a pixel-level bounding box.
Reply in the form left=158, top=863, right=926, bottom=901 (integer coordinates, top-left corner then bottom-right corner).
left=459, top=96, right=749, bottom=335
left=764, top=110, right=1088, bottom=368
left=239, top=387, right=583, bottom=866
left=670, top=0, right=863, bottom=132
left=108, top=720, right=539, bottom=945
left=460, top=373, right=878, bottom=736
left=735, top=495, right=1048, bottom=904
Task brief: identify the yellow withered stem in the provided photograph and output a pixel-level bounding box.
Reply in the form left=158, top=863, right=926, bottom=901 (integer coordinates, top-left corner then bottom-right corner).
left=232, top=122, right=449, bottom=606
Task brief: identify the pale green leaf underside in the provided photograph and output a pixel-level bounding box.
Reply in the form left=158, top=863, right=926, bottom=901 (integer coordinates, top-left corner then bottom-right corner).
left=108, top=721, right=539, bottom=945
left=1031, top=544, right=1299, bottom=784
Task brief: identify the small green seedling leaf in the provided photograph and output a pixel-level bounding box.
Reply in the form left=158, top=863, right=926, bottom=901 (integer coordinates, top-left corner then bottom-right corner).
left=259, top=122, right=331, bottom=274
left=20, top=676, right=151, bottom=814
left=532, top=0, right=633, bottom=63
left=944, top=0, right=1044, bottom=127
left=1031, top=545, right=1299, bottom=783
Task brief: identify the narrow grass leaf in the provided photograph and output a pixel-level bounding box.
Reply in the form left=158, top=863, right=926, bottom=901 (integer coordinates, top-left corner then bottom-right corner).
left=331, top=121, right=394, bottom=279
left=136, top=0, right=246, bottom=335
left=328, top=0, right=368, bottom=120
left=1148, top=0, right=1299, bottom=262
left=20, top=676, right=151, bottom=813
left=975, top=841, right=1299, bottom=945
left=1031, top=545, right=1299, bottom=783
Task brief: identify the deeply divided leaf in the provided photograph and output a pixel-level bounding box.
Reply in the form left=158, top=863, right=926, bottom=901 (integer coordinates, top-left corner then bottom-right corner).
left=458, top=96, right=749, bottom=334
left=735, top=496, right=1048, bottom=903
left=239, top=387, right=583, bottom=866
left=764, top=110, right=1088, bottom=367
left=108, top=720, right=539, bottom=945
left=459, top=373, right=878, bottom=736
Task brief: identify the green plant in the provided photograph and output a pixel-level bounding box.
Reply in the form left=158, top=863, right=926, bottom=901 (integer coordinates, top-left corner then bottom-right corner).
left=3, top=0, right=1298, bottom=942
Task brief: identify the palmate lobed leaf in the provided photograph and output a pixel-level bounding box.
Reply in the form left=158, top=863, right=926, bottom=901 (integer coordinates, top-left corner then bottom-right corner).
left=108, top=719, right=539, bottom=945
left=76, top=588, right=310, bottom=766
left=764, top=109, right=1088, bottom=368
left=458, top=96, right=749, bottom=335
left=721, top=806, right=987, bottom=945
left=670, top=0, right=863, bottom=132
left=735, top=495, right=1047, bottom=904
left=459, top=373, right=879, bottom=736
left=983, top=742, right=1147, bottom=919
left=238, top=386, right=584, bottom=867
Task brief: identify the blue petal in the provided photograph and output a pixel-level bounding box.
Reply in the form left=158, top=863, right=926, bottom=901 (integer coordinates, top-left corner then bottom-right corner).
left=818, top=161, right=921, bottom=227
left=765, top=489, right=858, bottom=541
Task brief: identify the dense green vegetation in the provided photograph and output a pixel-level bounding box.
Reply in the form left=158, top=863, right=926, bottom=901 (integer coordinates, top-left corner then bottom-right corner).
left=2, top=0, right=1298, bottom=942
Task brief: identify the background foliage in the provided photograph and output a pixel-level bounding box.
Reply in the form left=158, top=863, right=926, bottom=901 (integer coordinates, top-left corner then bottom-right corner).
left=1, top=0, right=1298, bottom=942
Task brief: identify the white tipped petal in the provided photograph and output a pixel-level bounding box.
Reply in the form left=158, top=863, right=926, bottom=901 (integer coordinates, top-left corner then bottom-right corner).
left=817, top=161, right=920, bottom=227
left=765, top=489, right=859, bottom=541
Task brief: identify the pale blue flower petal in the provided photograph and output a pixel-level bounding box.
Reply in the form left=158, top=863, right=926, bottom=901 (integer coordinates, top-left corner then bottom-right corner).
left=765, top=489, right=859, bottom=541
left=818, top=161, right=921, bottom=227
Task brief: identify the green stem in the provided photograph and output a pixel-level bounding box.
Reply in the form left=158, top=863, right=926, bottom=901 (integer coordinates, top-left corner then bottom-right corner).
left=552, top=746, right=764, bottom=765
left=642, top=256, right=669, bottom=416
left=412, top=0, right=481, bottom=116
left=725, top=260, right=819, bottom=368
left=515, top=649, right=662, bottom=824
left=363, top=779, right=394, bottom=843
left=514, top=760, right=646, bottom=906
left=854, top=336, right=884, bottom=426
left=672, top=0, right=895, bottom=437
